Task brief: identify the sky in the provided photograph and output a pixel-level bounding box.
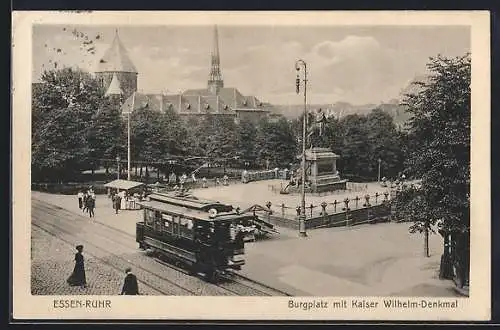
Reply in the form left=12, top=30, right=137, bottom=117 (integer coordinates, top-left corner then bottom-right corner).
left=32, top=25, right=470, bottom=105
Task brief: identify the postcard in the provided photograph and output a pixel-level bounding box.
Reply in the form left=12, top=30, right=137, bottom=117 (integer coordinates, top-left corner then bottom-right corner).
left=12, top=10, right=490, bottom=321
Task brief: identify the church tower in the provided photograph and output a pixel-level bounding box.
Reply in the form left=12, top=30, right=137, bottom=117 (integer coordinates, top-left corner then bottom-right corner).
left=207, top=25, right=224, bottom=95
left=95, top=30, right=138, bottom=101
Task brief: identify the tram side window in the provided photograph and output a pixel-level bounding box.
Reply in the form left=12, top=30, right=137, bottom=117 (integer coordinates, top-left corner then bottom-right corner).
left=145, top=209, right=155, bottom=227
left=172, top=216, right=179, bottom=235
left=179, top=217, right=194, bottom=239
left=161, top=213, right=173, bottom=234
left=154, top=211, right=162, bottom=231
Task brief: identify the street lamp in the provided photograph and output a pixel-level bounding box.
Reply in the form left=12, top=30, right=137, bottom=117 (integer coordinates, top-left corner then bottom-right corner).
left=295, top=59, right=308, bottom=238
left=126, top=92, right=135, bottom=181
left=378, top=158, right=382, bottom=183
left=116, top=156, right=121, bottom=180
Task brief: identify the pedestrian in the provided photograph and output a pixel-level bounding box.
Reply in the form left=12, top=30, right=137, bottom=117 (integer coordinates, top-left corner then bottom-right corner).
left=77, top=190, right=83, bottom=210
left=67, top=245, right=87, bottom=289
left=115, top=194, right=122, bottom=214
left=87, top=196, right=95, bottom=218
left=82, top=192, right=88, bottom=213
left=121, top=267, right=139, bottom=295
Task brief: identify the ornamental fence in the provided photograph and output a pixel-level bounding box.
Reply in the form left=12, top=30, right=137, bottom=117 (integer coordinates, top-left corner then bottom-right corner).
left=258, top=191, right=396, bottom=230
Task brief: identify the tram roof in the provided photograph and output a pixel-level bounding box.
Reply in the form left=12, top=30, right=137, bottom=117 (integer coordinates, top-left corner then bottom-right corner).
left=138, top=201, right=254, bottom=221
left=148, top=192, right=233, bottom=212
left=138, top=200, right=255, bottom=222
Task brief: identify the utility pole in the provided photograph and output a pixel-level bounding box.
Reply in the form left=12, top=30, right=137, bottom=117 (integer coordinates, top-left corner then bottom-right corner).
left=116, top=156, right=121, bottom=180
left=127, top=92, right=135, bottom=181
left=378, top=158, right=382, bottom=183
left=295, top=59, right=308, bottom=238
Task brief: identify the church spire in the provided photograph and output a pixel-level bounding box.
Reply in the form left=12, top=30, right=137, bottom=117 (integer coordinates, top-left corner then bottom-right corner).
left=208, top=25, right=224, bottom=94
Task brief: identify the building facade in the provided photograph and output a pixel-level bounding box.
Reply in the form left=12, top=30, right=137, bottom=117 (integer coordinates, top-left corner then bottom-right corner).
left=100, top=26, right=275, bottom=123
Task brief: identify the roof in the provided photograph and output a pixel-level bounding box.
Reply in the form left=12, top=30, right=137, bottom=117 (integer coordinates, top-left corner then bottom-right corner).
left=138, top=200, right=247, bottom=222
left=120, top=88, right=271, bottom=115
left=97, top=31, right=137, bottom=73
left=139, top=200, right=209, bottom=220
left=148, top=192, right=233, bottom=213
left=104, top=179, right=144, bottom=190
left=104, top=73, right=123, bottom=96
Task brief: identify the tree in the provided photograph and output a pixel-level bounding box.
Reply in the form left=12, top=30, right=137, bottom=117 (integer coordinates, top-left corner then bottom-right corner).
left=400, top=54, right=471, bottom=286
left=256, top=117, right=296, bottom=168
left=159, top=108, right=188, bottom=157
left=236, top=118, right=258, bottom=161
left=129, top=105, right=166, bottom=176
left=365, top=108, right=405, bottom=180
left=87, top=96, right=123, bottom=173
left=32, top=68, right=104, bottom=181
left=338, top=114, right=371, bottom=179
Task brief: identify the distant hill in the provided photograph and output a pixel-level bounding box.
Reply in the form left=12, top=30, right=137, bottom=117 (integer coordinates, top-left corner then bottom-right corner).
left=272, top=74, right=431, bottom=128
left=272, top=101, right=410, bottom=127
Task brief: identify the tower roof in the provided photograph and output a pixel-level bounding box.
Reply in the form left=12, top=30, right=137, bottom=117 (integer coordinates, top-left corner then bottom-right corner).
left=97, top=30, right=137, bottom=73
left=208, top=25, right=223, bottom=91
left=105, top=73, right=123, bottom=96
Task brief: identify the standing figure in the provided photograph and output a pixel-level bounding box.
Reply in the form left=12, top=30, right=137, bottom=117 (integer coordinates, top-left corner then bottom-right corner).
left=202, top=177, right=207, bottom=188
left=114, top=194, right=122, bottom=214
left=77, top=190, right=83, bottom=210
left=87, top=196, right=95, bottom=218
left=82, top=192, right=88, bottom=213
left=223, top=175, right=229, bottom=186
left=67, top=245, right=87, bottom=288
left=120, top=191, right=127, bottom=210
left=121, top=267, right=139, bottom=295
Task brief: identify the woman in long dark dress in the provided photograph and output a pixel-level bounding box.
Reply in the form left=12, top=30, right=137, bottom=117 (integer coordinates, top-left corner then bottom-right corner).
left=67, top=245, right=87, bottom=288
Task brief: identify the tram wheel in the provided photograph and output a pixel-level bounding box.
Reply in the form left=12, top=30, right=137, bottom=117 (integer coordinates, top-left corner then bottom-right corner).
left=205, top=269, right=220, bottom=283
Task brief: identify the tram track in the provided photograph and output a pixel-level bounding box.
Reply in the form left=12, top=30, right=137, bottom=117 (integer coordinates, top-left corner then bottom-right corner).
left=32, top=216, right=200, bottom=296
left=32, top=201, right=233, bottom=296
left=32, top=198, right=292, bottom=296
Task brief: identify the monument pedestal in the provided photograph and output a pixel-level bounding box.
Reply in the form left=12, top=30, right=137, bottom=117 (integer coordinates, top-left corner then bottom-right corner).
left=291, top=147, right=347, bottom=193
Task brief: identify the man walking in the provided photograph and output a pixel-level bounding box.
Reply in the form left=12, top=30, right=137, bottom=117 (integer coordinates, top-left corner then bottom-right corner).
left=121, top=267, right=139, bottom=295
left=82, top=192, right=88, bottom=214
left=77, top=190, right=84, bottom=210
left=114, top=193, right=122, bottom=214
left=87, top=195, right=95, bottom=218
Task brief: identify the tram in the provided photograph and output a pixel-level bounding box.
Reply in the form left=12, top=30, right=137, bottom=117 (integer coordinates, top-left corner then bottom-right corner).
left=135, top=191, right=275, bottom=282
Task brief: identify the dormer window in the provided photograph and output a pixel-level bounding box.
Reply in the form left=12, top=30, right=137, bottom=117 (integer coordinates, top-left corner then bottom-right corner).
left=186, top=103, right=191, bottom=109
left=243, top=100, right=247, bottom=106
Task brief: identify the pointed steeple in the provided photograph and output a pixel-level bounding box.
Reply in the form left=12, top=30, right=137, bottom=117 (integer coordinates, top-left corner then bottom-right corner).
left=97, top=30, right=137, bottom=73
left=208, top=25, right=224, bottom=94
left=105, top=73, right=123, bottom=96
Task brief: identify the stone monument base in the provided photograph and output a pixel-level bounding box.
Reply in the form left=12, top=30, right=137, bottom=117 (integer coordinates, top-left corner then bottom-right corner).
left=286, top=178, right=348, bottom=194
left=289, top=147, right=348, bottom=193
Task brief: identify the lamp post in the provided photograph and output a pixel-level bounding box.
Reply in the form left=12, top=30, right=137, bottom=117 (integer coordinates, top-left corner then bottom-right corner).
left=116, top=156, right=121, bottom=180
left=127, top=92, right=135, bottom=181
left=378, top=158, right=382, bottom=183
left=295, top=59, right=308, bottom=238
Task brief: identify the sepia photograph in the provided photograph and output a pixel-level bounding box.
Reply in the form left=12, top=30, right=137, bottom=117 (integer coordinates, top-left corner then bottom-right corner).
left=12, top=11, right=490, bottom=320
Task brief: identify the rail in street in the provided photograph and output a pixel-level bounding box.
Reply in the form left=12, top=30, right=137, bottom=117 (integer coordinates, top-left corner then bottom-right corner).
left=31, top=198, right=291, bottom=296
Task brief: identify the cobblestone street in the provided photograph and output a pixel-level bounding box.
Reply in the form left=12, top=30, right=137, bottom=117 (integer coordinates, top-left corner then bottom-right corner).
left=31, top=224, right=161, bottom=296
